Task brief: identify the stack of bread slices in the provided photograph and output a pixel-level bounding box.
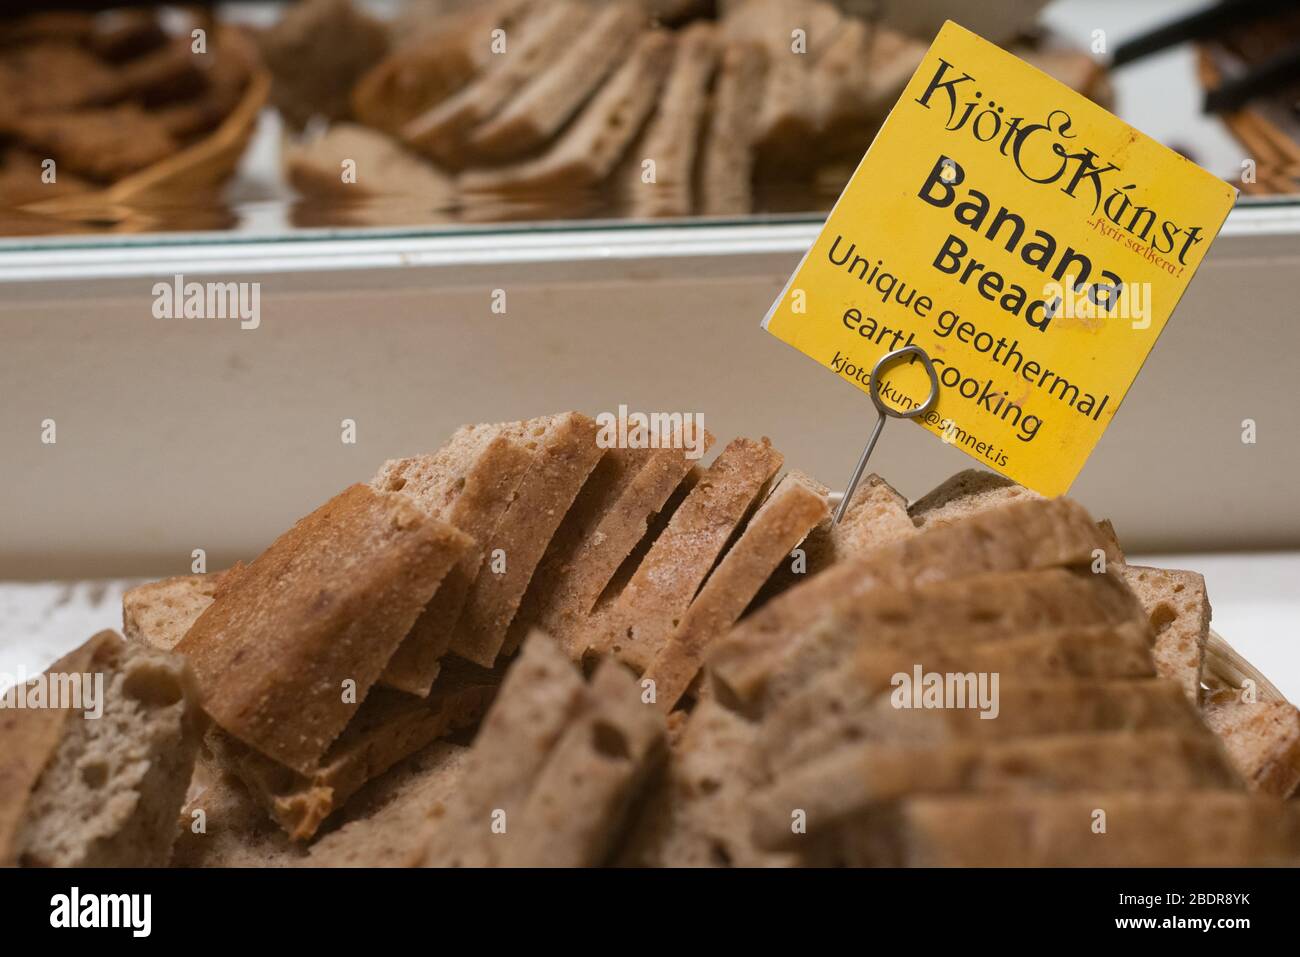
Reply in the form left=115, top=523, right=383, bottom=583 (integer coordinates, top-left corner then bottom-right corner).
left=285, top=0, right=1109, bottom=224
left=4, top=411, right=1298, bottom=867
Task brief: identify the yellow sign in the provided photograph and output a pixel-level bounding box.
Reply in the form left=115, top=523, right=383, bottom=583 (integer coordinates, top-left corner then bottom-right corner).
left=764, top=21, right=1236, bottom=496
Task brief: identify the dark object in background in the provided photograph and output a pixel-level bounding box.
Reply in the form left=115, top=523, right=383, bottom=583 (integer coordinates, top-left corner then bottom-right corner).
left=255, top=0, right=390, bottom=128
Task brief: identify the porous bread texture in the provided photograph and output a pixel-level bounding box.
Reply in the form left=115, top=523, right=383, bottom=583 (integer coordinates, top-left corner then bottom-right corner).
left=172, top=740, right=471, bottom=867
left=619, top=699, right=794, bottom=867
left=122, top=569, right=228, bottom=650
left=494, top=660, right=665, bottom=867
left=534, top=440, right=706, bottom=656
left=176, top=483, right=472, bottom=773
left=123, top=560, right=489, bottom=841
left=745, top=471, right=914, bottom=611
left=418, top=631, right=666, bottom=867
left=5, top=631, right=201, bottom=867
left=416, top=631, right=588, bottom=867
left=1204, top=689, right=1300, bottom=797
left=209, top=667, right=494, bottom=841
left=372, top=421, right=510, bottom=517
left=1117, top=564, right=1210, bottom=705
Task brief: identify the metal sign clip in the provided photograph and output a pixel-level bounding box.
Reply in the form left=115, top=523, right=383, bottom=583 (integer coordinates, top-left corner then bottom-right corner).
left=835, top=344, right=941, bottom=524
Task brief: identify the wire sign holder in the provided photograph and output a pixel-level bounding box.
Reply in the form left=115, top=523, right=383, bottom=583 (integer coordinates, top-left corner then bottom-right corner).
left=834, top=344, right=942, bottom=525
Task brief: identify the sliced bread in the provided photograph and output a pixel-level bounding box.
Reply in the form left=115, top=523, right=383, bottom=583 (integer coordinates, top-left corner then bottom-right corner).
left=747, top=471, right=914, bottom=609
left=306, top=742, right=471, bottom=867
left=122, top=568, right=230, bottom=650
left=176, top=483, right=473, bottom=773
left=1116, top=564, right=1210, bottom=705
left=373, top=422, right=536, bottom=694
left=449, top=412, right=605, bottom=668
left=805, top=471, right=916, bottom=570
left=459, top=29, right=676, bottom=193
left=465, top=2, right=645, bottom=161
left=752, top=731, right=1241, bottom=852
left=698, top=41, right=768, bottom=216
left=173, top=740, right=472, bottom=867
left=643, top=470, right=829, bottom=712
left=1095, top=518, right=1126, bottom=562
left=402, top=0, right=581, bottom=165
left=208, top=661, right=495, bottom=841
left=496, top=660, right=666, bottom=866
left=764, top=679, right=1203, bottom=774
left=416, top=630, right=588, bottom=866
left=419, top=631, right=665, bottom=867
left=809, top=18, right=872, bottom=134
left=618, top=698, right=796, bottom=867
left=869, top=792, right=1300, bottom=866
left=908, top=468, right=1041, bottom=530
left=582, top=436, right=784, bottom=670
left=759, top=620, right=1157, bottom=775
left=171, top=763, right=302, bottom=868
left=625, top=21, right=718, bottom=219
left=1, top=630, right=202, bottom=867
left=285, top=122, right=454, bottom=202
left=725, top=566, right=1146, bottom=714
left=752, top=30, right=816, bottom=166
left=509, top=436, right=708, bottom=658
left=708, top=497, right=1109, bottom=710
left=351, top=0, right=530, bottom=133
left=1203, top=689, right=1300, bottom=797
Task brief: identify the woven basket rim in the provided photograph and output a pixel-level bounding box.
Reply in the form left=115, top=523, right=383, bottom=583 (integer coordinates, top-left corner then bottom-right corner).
left=1204, top=628, right=1288, bottom=704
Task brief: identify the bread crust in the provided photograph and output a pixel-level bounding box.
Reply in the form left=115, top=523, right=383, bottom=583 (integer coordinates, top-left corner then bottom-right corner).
left=644, top=470, right=828, bottom=711
left=450, top=413, right=605, bottom=668
left=584, top=437, right=783, bottom=670
left=709, top=499, right=1113, bottom=711
left=177, top=483, right=472, bottom=772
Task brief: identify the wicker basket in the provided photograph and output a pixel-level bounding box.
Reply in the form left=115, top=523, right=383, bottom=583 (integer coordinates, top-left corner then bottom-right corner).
left=1205, top=629, right=1288, bottom=702
left=21, top=27, right=270, bottom=228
